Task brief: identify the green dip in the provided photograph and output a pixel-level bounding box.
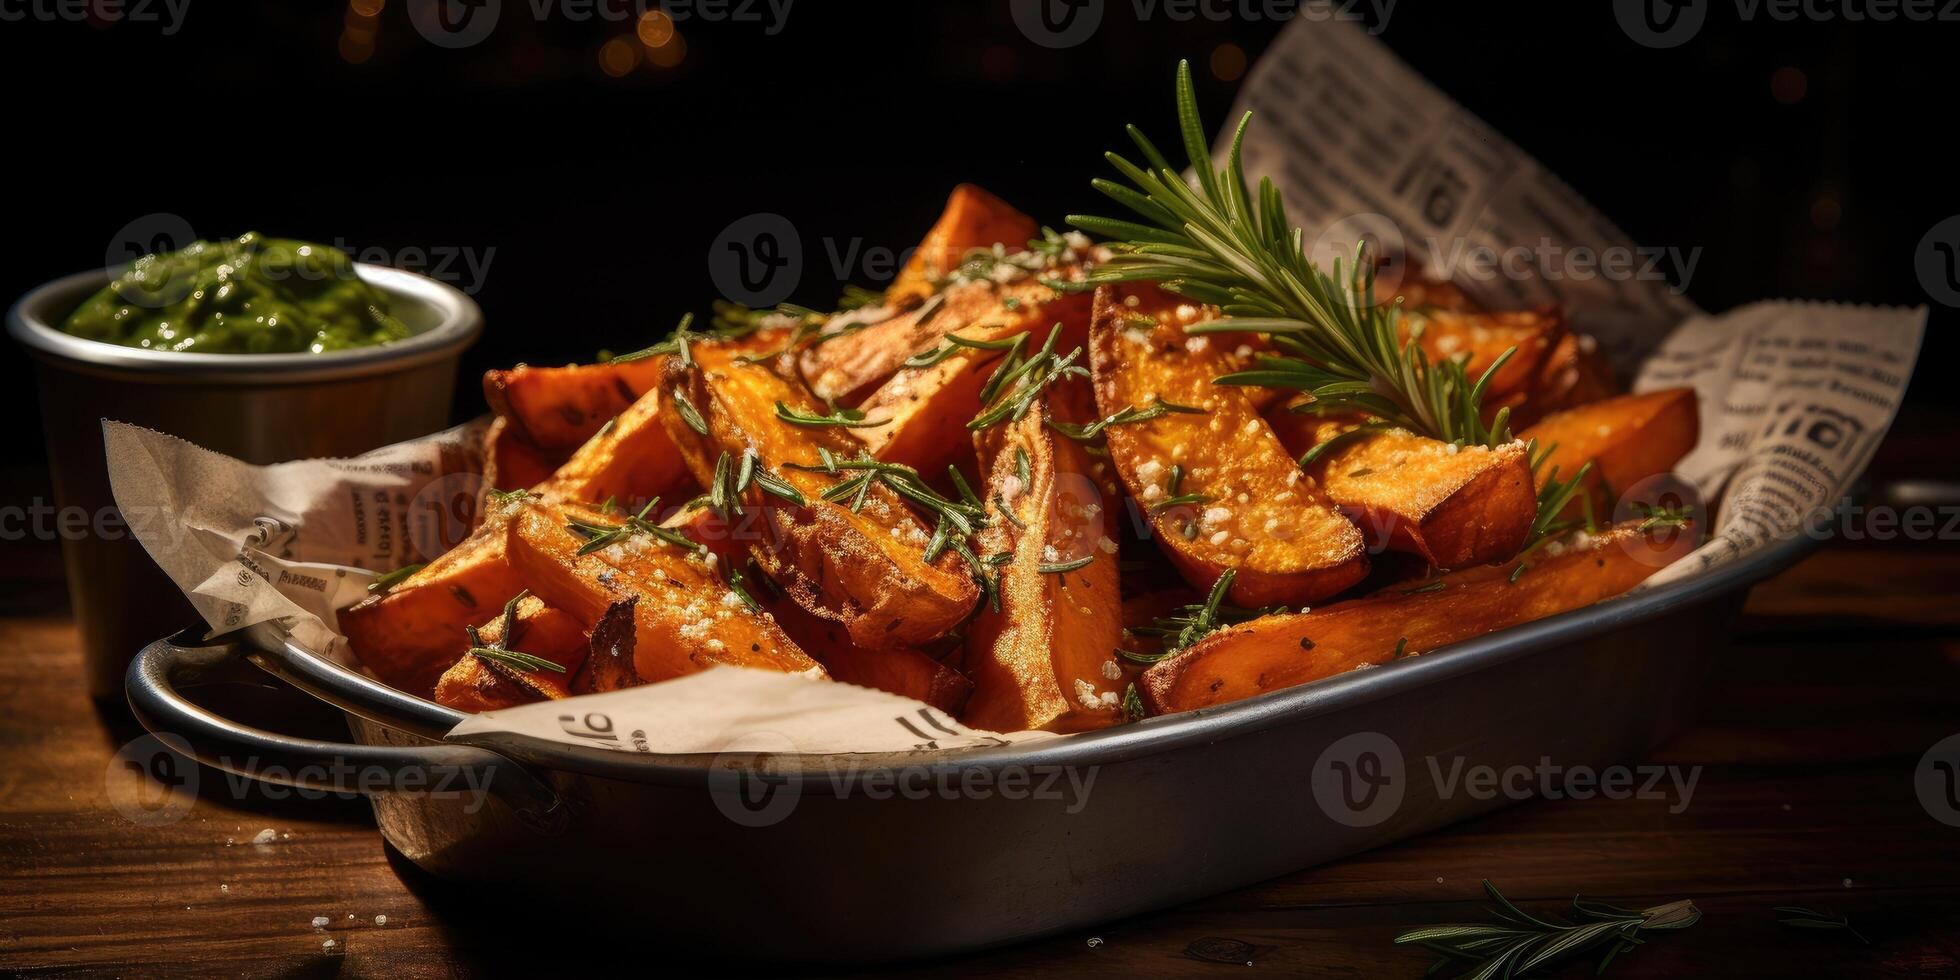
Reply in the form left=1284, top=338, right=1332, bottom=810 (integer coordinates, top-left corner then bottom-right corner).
left=61, top=232, right=411, bottom=354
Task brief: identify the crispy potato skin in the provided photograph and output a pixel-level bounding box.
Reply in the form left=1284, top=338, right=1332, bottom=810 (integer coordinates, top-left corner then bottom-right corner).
left=850, top=285, right=1094, bottom=472
left=533, top=384, right=691, bottom=509
left=1141, top=523, right=1682, bottom=713
left=885, top=183, right=1039, bottom=306
left=1089, top=285, right=1368, bottom=607
left=432, top=596, right=590, bottom=712
left=1522, top=388, right=1699, bottom=515
left=340, top=526, right=526, bottom=698
left=484, top=358, right=666, bottom=450
left=1267, top=407, right=1535, bottom=568
left=505, top=502, right=822, bottom=682
left=962, top=377, right=1125, bottom=733
left=657, top=355, right=979, bottom=647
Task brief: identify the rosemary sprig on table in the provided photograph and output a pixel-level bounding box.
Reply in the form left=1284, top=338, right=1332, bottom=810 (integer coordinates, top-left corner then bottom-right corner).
left=566, top=498, right=703, bottom=556
left=465, top=589, right=566, bottom=674
left=1066, top=60, right=1512, bottom=447
left=1395, top=880, right=1700, bottom=978
left=1775, top=906, right=1869, bottom=945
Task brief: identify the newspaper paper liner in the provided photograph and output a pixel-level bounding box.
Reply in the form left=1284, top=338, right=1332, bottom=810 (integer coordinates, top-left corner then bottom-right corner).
left=106, top=18, right=1925, bottom=755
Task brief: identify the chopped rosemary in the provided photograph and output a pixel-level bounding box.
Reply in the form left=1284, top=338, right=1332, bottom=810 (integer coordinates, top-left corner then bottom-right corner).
left=786, top=453, right=988, bottom=571
left=904, top=330, right=1028, bottom=370
left=995, top=493, right=1028, bottom=528
left=1014, top=446, right=1033, bottom=488
left=1150, top=492, right=1215, bottom=513
left=1039, top=555, right=1094, bottom=575
left=1124, top=683, right=1146, bottom=721
left=1298, top=419, right=1391, bottom=467
left=367, top=562, right=425, bottom=594
left=465, top=589, right=566, bottom=674
left=1068, top=62, right=1512, bottom=446
left=1135, top=569, right=1252, bottom=652
left=1049, top=397, right=1205, bottom=441
left=969, top=325, right=1088, bottom=430
left=611, top=313, right=699, bottom=368
left=567, top=498, right=703, bottom=556
left=1399, top=581, right=1446, bottom=595
left=1632, top=500, right=1694, bottom=532
left=774, top=400, right=886, bottom=428
left=1524, top=439, right=1594, bottom=548
left=726, top=567, right=764, bottom=614
left=673, top=390, right=709, bottom=436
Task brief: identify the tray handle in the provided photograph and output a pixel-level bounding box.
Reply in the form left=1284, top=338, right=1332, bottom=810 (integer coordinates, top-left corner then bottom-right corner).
left=126, top=632, right=564, bottom=829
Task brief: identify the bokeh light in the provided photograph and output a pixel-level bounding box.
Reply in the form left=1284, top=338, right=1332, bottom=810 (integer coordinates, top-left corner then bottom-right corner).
left=599, top=36, right=640, bottom=77
left=1210, top=42, right=1247, bottom=82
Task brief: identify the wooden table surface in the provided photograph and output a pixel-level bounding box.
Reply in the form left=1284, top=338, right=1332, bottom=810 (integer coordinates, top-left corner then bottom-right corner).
left=4, top=459, right=1959, bottom=976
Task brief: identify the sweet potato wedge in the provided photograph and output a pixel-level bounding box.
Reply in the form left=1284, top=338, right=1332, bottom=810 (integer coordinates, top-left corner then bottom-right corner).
left=1141, top=523, right=1684, bottom=713
left=484, top=358, right=667, bottom=450
left=1509, top=330, right=1618, bottom=428
left=1266, top=406, right=1535, bottom=568
left=432, top=594, right=590, bottom=712
left=1409, top=307, right=1564, bottom=406
left=663, top=505, right=972, bottom=713
left=505, top=501, right=823, bottom=682
left=962, top=375, right=1126, bottom=733
left=657, top=354, right=980, bottom=646
left=886, top=183, right=1039, bottom=306
left=340, top=524, right=527, bottom=698
left=849, top=285, right=1095, bottom=473
left=1522, top=388, right=1699, bottom=516
left=484, top=416, right=560, bottom=493
left=801, top=279, right=1039, bottom=407
left=1089, top=285, right=1368, bottom=607
left=533, top=385, right=692, bottom=509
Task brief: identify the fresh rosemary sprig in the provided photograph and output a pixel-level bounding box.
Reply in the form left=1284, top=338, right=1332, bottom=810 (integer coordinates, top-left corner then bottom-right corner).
left=968, top=325, right=1088, bottom=430
left=465, top=589, right=566, bottom=674
left=1525, top=440, right=1594, bottom=548
left=367, top=562, right=425, bottom=595
left=1395, top=880, right=1700, bottom=979
left=611, top=313, right=700, bottom=368
left=774, top=400, right=885, bottom=428
left=903, top=330, right=1027, bottom=370
left=566, top=498, right=703, bottom=556
left=1775, top=906, right=1869, bottom=945
left=1039, top=554, right=1095, bottom=575
left=1133, top=569, right=1277, bottom=653
left=1067, top=61, right=1512, bottom=447
left=786, top=453, right=988, bottom=573
left=1048, top=396, right=1205, bottom=441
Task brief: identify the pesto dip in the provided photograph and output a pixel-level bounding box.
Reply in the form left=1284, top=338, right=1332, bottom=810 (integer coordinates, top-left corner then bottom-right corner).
left=61, top=232, right=410, bottom=354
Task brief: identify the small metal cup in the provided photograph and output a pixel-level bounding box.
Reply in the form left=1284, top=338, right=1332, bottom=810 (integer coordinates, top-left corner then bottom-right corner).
left=8, top=264, right=483, bottom=698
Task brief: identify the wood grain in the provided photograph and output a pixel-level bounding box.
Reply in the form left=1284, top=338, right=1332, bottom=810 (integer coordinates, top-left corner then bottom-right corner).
left=2, top=541, right=1958, bottom=976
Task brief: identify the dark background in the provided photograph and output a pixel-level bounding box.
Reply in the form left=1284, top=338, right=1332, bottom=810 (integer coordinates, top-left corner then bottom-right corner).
left=3, top=0, right=1953, bottom=476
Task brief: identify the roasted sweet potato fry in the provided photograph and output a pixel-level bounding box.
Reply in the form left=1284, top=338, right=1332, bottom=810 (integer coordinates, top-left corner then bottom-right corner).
left=505, top=501, right=823, bottom=682
left=659, top=352, right=980, bottom=647
left=849, top=284, right=1094, bottom=473
left=1141, top=523, right=1684, bottom=713
left=962, top=376, right=1126, bottom=733
left=340, top=524, right=527, bottom=698
left=1509, top=330, right=1618, bottom=428
left=1266, top=406, right=1535, bottom=568
left=886, top=183, right=1039, bottom=306
left=433, top=594, right=590, bottom=712
left=1522, top=388, right=1699, bottom=516
left=801, top=280, right=1041, bottom=407
left=1089, top=285, right=1368, bottom=607
left=1408, top=307, right=1564, bottom=407
left=484, top=416, right=560, bottom=492
left=533, top=385, right=691, bottom=508
left=484, top=357, right=666, bottom=450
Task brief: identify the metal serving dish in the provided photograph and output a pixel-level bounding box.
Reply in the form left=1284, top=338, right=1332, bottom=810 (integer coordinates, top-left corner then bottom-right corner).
left=126, top=527, right=1816, bottom=963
